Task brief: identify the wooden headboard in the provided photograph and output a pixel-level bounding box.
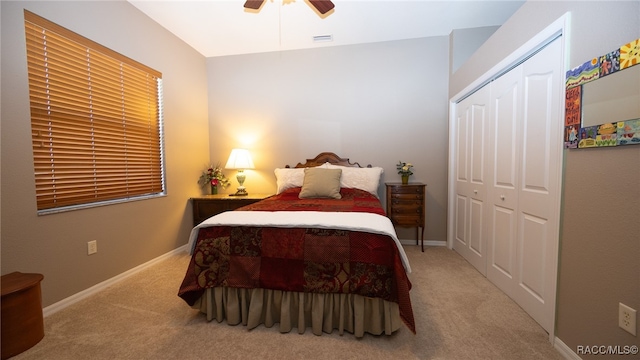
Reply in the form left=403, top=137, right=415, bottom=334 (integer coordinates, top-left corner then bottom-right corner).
left=286, top=152, right=372, bottom=168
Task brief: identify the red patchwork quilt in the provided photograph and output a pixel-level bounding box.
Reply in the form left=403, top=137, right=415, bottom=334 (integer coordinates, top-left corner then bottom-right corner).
left=178, top=187, right=415, bottom=333
left=238, top=187, right=388, bottom=215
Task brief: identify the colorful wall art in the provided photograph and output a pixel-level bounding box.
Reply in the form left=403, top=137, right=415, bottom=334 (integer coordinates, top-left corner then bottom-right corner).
left=566, top=57, right=600, bottom=89
left=618, top=119, right=640, bottom=146
left=620, top=38, right=640, bottom=69
left=564, top=38, right=640, bottom=149
left=564, top=86, right=581, bottom=148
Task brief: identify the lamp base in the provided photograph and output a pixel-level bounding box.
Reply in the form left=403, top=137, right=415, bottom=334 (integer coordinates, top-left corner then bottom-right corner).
left=230, top=171, right=249, bottom=196
left=229, top=191, right=248, bottom=197
left=229, top=186, right=248, bottom=196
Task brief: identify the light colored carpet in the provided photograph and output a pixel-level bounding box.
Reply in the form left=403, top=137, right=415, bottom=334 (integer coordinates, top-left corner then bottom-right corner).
left=14, top=246, right=563, bottom=360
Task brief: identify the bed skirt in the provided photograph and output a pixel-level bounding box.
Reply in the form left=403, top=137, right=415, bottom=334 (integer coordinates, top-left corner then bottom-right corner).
left=192, top=287, right=402, bottom=338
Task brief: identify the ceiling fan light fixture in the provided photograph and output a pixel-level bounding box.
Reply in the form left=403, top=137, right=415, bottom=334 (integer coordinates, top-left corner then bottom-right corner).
left=309, top=0, right=335, bottom=14
left=313, top=34, right=333, bottom=43
left=244, top=0, right=335, bottom=16
left=243, top=0, right=265, bottom=10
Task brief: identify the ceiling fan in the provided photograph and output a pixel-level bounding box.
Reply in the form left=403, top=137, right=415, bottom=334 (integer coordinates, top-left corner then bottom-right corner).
left=244, top=0, right=335, bottom=15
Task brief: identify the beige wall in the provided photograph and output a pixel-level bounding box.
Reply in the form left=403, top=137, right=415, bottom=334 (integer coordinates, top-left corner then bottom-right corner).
left=205, top=38, right=451, bottom=242
left=451, top=0, right=639, bottom=353
left=1, top=0, right=209, bottom=306
left=449, top=25, right=499, bottom=75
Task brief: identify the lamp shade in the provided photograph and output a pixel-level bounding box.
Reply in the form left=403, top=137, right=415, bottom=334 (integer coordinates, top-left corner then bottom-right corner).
left=225, top=148, right=255, bottom=170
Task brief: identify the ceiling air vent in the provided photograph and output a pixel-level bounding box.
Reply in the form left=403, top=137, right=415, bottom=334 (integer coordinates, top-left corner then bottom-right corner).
left=313, top=34, right=333, bottom=43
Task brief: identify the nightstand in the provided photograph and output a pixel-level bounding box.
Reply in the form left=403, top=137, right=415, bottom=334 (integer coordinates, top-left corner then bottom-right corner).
left=190, top=194, right=272, bottom=226
left=1, top=272, right=44, bottom=359
left=386, top=182, right=426, bottom=252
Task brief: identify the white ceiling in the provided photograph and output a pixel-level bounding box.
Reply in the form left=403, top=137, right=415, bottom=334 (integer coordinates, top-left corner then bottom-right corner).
left=128, top=0, right=525, bottom=58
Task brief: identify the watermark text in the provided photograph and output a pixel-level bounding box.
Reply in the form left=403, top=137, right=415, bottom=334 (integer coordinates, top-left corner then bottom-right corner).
left=576, top=345, right=638, bottom=356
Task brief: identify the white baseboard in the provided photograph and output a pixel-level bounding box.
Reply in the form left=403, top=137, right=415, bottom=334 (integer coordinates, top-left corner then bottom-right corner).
left=399, top=239, right=447, bottom=247
left=43, top=245, right=188, bottom=317
left=554, top=337, right=582, bottom=360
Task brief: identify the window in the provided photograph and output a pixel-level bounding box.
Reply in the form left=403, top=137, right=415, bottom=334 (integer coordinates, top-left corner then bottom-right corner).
left=24, top=10, right=165, bottom=213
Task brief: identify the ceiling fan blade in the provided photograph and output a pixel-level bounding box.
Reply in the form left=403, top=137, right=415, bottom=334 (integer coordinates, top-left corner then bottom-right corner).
left=244, top=0, right=265, bottom=10
left=309, top=0, right=335, bottom=14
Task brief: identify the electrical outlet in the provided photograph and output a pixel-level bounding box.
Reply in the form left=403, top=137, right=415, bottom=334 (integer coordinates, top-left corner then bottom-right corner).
left=619, top=302, right=636, bottom=336
left=87, top=240, right=98, bottom=255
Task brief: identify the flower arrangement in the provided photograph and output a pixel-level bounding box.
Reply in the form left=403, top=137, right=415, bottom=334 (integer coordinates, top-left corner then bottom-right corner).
left=198, top=163, right=230, bottom=190
left=397, top=161, right=414, bottom=176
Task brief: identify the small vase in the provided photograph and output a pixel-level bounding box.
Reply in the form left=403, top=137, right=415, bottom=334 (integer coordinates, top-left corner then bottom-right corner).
left=401, top=175, right=409, bottom=185
left=210, top=185, right=218, bottom=195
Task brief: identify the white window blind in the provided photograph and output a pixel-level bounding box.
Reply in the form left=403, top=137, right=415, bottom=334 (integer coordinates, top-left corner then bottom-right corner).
left=24, top=10, right=165, bottom=213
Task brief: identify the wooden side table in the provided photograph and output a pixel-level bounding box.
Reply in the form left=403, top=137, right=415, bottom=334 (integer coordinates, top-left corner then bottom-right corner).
left=386, top=182, right=426, bottom=251
left=1, top=272, right=45, bottom=359
left=190, top=194, right=273, bottom=226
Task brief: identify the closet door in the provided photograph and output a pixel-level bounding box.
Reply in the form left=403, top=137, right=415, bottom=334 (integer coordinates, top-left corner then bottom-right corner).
left=452, top=87, right=490, bottom=275
left=486, top=65, right=522, bottom=298
left=514, top=39, right=563, bottom=332
left=486, top=39, right=563, bottom=332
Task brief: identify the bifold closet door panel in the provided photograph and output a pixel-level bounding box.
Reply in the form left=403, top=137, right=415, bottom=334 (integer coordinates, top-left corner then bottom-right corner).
left=485, top=38, right=563, bottom=333
left=512, top=38, right=563, bottom=333
left=452, top=86, right=491, bottom=276
left=486, top=64, right=522, bottom=298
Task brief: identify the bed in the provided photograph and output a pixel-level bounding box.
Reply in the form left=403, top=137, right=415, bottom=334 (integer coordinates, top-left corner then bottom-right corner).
left=178, top=152, right=415, bottom=337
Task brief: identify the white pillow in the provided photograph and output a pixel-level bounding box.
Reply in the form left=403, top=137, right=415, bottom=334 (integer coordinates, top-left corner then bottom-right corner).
left=274, top=164, right=327, bottom=194
left=325, top=163, right=384, bottom=196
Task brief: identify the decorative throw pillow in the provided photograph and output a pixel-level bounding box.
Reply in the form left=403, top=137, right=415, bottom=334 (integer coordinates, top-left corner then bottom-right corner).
left=299, top=168, right=342, bottom=199
left=325, top=163, right=384, bottom=196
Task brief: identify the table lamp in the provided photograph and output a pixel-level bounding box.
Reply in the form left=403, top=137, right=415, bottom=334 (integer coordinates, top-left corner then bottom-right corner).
left=225, top=148, right=255, bottom=196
